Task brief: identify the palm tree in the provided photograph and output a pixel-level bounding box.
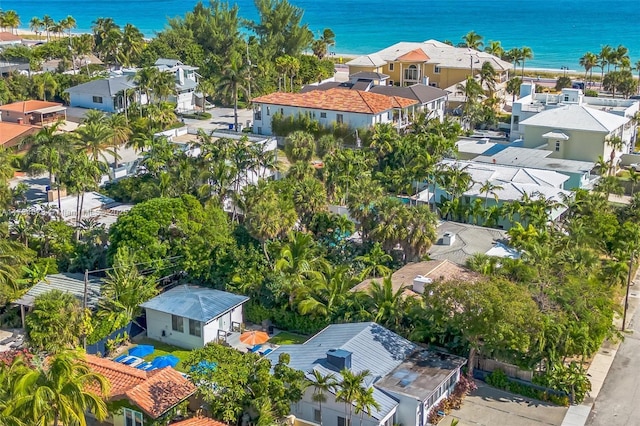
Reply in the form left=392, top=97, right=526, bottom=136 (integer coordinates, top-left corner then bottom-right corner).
left=484, top=40, right=504, bottom=58
left=2, top=10, right=20, bottom=35
left=107, top=113, right=131, bottom=169
left=119, top=23, right=144, bottom=67
left=355, top=242, right=392, bottom=279
left=42, top=15, right=54, bottom=42
left=60, top=15, right=76, bottom=44
left=309, top=370, right=337, bottom=426
left=29, top=17, right=44, bottom=40
left=336, top=369, right=370, bottom=426
left=598, top=45, right=613, bottom=83
left=73, top=121, right=117, bottom=164
left=519, top=46, right=533, bottom=77
left=10, top=351, right=110, bottom=426
left=284, top=131, right=315, bottom=163
left=297, top=265, right=358, bottom=317
left=354, top=386, right=381, bottom=426
left=366, top=275, right=406, bottom=328
left=218, top=52, right=250, bottom=131
left=635, top=60, right=640, bottom=94
left=312, top=28, right=336, bottom=59
left=461, top=31, right=483, bottom=50
left=606, top=136, right=625, bottom=173
left=478, top=61, right=497, bottom=96
left=479, top=180, right=504, bottom=208
left=579, top=52, right=598, bottom=87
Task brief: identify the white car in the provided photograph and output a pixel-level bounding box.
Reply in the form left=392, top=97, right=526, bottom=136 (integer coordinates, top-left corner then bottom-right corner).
left=629, top=163, right=640, bottom=172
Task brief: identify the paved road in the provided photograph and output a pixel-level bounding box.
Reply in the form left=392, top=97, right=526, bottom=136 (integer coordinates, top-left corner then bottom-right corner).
left=444, top=381, right=567, bottom=426
left=586, top=290, right=640, bottom=426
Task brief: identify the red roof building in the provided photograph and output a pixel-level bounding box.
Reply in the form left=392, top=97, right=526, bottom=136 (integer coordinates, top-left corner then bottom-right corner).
left=171, top=416, right=228, bottom=426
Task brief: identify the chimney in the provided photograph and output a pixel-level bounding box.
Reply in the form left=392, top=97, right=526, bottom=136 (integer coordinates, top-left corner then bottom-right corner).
left=326, top=349, right=352, bottom=370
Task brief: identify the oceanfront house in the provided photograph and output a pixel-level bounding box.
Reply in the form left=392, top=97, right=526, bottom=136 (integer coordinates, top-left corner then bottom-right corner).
left=0, top=31, right=23, bottom=47
left=13, top=272, right=103, bottom=328
left=65, top=76, right=137, bottom=113
left=510, top=84, right=638, bottom=164
left=140, top=285, right=249, bottom=350
left=251, top=88, right=418, bottom=136
left=456, top=140, right=597, bottom=189
left=301, top=73, right=449, bottom=122
left=265, top=322, right=466, bottom=426
left=153, top=58, right=200, bottom=113
left=347, top=40, right=512, bottom=90
left=0, top=100, right=67, bottom=126
left=416, top=159, right=571, bottom=229
left=84, top=354, right=196, bottom=426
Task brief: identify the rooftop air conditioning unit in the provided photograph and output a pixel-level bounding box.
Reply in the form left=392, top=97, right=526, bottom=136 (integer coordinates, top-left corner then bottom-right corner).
left=442, top=232, right=456, bottom=246
left=413, top=275, right=433, bottom=294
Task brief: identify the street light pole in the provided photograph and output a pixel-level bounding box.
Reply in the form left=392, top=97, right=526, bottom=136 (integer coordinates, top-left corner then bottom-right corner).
left=623, top=251, right=635, bottom=331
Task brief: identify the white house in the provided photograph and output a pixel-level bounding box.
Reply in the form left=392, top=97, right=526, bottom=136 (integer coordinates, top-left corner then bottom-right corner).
left=140, top=285, right=249, bottom=350
left=266, top=322, right=466, bottom=426
left=154, top=58, right=200, bottom=112
left=65, top=76, right=137, bottom=113
left=251, top=88, right=418, bottom=136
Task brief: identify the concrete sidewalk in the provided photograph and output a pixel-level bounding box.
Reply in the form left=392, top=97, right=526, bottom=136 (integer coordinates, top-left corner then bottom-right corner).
left=561, top=273, right=640, bottom=426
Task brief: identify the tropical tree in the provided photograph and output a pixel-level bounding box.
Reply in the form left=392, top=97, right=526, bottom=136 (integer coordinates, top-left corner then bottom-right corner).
left=479, top=180, right=504, bottom=208
left=579, top=52, right=598, bottom=86
left=107, top=113, right=132, bottom=168
left=598, top=45, right=613, bottom=82
left=73, top=120, right=116, bottom=164
left=284, top=131, right=315, bottom=163
left=461, top=31, right=483, bottom=50
left=354, top=386, right=381, bottom=426
left=297, top=265, right=359, bottom=318
left=218, top=52, right=250, bottom=131
left=519, top=46, right=534, bottom=77
left=506, top=77, right=522, bottom=102
left=29, top=17, right=44, bottom=39
left=484, top=40, right=504, bottom=58
left=312, top=28, right=336, bottom=59
left=1, top=10, right=20, bottom=35
left=366, top=275, right=407, bottom=328
left=478, top=61, right=497, bottom=96
left=119, top=23, right=144, bottom=67
left=9, top=350, right=110, bottom=426
left=335, top=368, right=370, bottom=426
left=60, top=15, right=76, bottom=43
left=356, top=242, right=393, bottom=279
left=42, top=15, right=54, bottom=42
left=628, top=168, right=640, bottom=195
left=309, top=370, right=337, bottom=426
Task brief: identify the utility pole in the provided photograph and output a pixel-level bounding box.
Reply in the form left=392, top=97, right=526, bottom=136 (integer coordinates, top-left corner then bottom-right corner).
left=623, top=252, right=634, bottom=331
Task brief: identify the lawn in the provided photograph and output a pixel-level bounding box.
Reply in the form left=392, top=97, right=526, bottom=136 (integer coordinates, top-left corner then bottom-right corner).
left=136, top=338, right=192, bottom=372
left=269, top=331, right=308, bottom=345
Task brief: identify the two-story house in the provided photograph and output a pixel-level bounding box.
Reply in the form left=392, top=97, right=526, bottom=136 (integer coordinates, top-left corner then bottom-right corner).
left=154, top=58, right=200, bottom=112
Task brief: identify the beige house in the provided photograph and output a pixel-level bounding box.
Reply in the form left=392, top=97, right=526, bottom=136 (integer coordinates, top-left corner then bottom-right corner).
left=347, top=40, right=512, bottom=89
left=519, top=103, right=634, bottom=163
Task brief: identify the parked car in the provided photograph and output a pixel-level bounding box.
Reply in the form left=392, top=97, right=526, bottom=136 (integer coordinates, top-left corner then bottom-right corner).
left=629, top=163, right=640, bottom=171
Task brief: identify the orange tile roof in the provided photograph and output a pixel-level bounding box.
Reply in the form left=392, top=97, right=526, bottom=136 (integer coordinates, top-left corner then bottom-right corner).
left=0, top=122, right=36, bottom=146
left=171, top=416, right=228, bottom=426
left=84, top=355, right=196, bottom=419
left=0, top=31, right=21, bottom=42
left=396, top=48, right=430, bottom=62
left=0, top=100, right=63, bottom=113
left=252, top=88, right=417, bottom=114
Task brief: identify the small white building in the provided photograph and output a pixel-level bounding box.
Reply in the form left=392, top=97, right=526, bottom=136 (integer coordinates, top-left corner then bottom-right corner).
left=154, top=59, right=200, bottom=112
left=140, top=285, right=249, bottom=350
left=251, top=88, right=418, bottom=135
left=65, top=76, right=137, bottom=113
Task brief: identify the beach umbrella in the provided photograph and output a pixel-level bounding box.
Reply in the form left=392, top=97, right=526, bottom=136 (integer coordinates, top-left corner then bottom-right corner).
left=128, top=345, right=155, bottom=357
left=239, top=330, right=269, bottom=346
left=150, top=354, right=180, bottom=369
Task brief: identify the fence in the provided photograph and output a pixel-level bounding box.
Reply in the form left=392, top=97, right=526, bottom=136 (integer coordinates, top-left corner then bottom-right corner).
left=86, top=319, right=146, bottom=356
left=476, top=356, right=534, bottom=382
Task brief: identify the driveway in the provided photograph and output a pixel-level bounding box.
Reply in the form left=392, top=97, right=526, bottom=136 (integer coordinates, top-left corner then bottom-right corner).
left=444, top=381, right=568, bottom=426
left=183, top=107, right=254, bottom=134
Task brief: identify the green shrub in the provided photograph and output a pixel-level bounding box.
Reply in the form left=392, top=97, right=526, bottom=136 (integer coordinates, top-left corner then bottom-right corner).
left=485, top=369, right=569, bottom=406
left=245, top=301, right=329, bottom=335
left=181, top=112, right=211, bottom=120
left=585, top=89, right=598, bottom=97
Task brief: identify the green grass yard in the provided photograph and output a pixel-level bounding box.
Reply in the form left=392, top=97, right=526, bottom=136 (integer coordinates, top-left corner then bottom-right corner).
left=136, top=338, right=192, bottom=372
left=269, top=331, right=308, bottom=345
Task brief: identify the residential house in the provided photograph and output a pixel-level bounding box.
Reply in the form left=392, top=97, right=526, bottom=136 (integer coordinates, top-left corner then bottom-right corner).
left=265, top=322, right=466, bottom=426
left=170, top=417, right=228, bottom=426
left=301, top=75, right=449, bottom=122
left=0, top=121, right=37, bottom=148
left=417, top=159, right=571, bottom=228
left=510, top=83, right=638, bottom=164
left=140, top=285, right=249, bottom=350
left=13, top=272, right=103, bottom=327
left=154, top=58, right=200, bottom=112
left=84, top=355, right=196, bottom=426
left=0, top=100, right=66, bottom=125
left=65, top=76, right=136, bottom=113
left=347, top=40, right=512, bottom=89
left=251, top=88, right=418, bottom=136
left=456, top=140, right=596, bottom=189
left=0, top=31, right=22, bottom=47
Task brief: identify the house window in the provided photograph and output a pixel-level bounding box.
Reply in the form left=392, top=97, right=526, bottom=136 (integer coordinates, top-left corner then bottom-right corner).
left=429, top=82, right=438, bottom=87
left=266, top=106, right=271, bottom=116
left=92, top=96, right=103, bottom=104
left=389, top=63, right=394, bottom=71
left=314, top=409, right=321, bottom=423
left=404, top=64, right=418, bottom=81
left=434, top=66, right=441, bottom=74
left=336, top=114, right=344, bottom=124
left=171, top=315, right=183, bottom=332
left=320, top=112, right=327, bottom=118
left=564, top=95, right=569, bottom=102
left=555, top=141, right=561, bottom=152
left=388, top=80, right=394, bottom=86
left=189, top=319, right=202, bottom=337
left=513, top=115, right=519, bottom=126
left=123, top=408, right=144, bottom=426
left=337, top=416, right=350, bottom=426
left=280, top=108, right=284, bottom=115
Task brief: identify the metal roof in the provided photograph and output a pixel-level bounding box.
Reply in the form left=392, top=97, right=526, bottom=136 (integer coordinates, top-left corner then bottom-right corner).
left=14, top=273, right=102, bottom=308
left=519, top=104, right=629, bottom=132
left=64, top=76, right=136, bottom=97
left=266, top=322, right=416, bottom=420
left=140, top=285, right=249, bottom=323
left=474, top=147, right=595, bottom=174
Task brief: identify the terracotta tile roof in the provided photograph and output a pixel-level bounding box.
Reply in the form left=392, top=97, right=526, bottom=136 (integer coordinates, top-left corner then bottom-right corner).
left=0, top=122, right=36, bottom=146
left=84, top=355, right=196, bottom=419
left=171, top=416, right=228, bottom=426
left=252, top=88, right=417, bottom=114
left=397, top=48, right=430, bottom=62
left=0, top=32, right=21, bottom=42
left=0, top=100, right=63, bottom=113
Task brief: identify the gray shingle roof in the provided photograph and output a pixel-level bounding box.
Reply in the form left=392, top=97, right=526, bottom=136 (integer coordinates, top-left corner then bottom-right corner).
left=519, top=104, right=629, bottom=132
left=266, top=322, right=416, bottom=420
left=14, top=273, right=102, bottom=308
left=64, top=76, right=136, bottom=97
left=369, top=84, right=448, bottom=105
left=140, top=285, right=249, bottom=323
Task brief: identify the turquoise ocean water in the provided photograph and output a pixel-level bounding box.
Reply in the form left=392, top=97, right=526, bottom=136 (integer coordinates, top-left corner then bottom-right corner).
left=3, top=0, right=640, bottom=69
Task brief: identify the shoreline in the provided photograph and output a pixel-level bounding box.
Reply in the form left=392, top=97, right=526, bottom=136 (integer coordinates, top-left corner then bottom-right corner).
left=13, top=28, right=593, bottom=75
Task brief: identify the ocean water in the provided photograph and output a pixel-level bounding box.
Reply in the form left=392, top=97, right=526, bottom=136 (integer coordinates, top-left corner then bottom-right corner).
left=3, top=0, right=640, bottom=69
